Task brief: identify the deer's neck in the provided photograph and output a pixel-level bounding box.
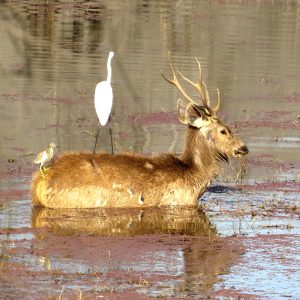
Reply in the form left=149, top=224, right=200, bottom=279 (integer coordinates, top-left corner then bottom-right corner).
left=181, top=127, right=221, bottom=186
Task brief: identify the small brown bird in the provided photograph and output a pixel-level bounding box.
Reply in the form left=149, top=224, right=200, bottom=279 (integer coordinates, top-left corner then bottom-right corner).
left=34, top=143, right=57, bottom=177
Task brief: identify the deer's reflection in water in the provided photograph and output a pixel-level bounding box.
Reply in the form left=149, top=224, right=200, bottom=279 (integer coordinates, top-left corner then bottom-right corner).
left=32, top=205, right=215, bottom=236
left=31, top=206, right=242, bottom=296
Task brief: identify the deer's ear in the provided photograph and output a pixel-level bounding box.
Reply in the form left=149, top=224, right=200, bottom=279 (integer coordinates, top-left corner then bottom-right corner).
left=177, top=99, right=210, bottom=128
left=177, top=98, right=189, bottom=124
left=187, top=110, right=209, bottom=128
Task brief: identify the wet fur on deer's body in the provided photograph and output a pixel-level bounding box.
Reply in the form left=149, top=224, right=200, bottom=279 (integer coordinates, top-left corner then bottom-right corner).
left=32, top=122, right=247, bottom=209
left=32, top=128, right=221, bottom=208
left=31, top=56, right=248, bottom=209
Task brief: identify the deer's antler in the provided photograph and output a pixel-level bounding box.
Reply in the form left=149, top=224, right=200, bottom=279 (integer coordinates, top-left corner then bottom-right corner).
left=161, top=56, right=199, bottom=107
left=162, top=53, right=221, bottom=115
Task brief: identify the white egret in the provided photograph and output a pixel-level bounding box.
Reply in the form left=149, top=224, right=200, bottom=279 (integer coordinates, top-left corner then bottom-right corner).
left=93, top=51, right=115, bottom=154
left=34, top=142, right=57, bottom=178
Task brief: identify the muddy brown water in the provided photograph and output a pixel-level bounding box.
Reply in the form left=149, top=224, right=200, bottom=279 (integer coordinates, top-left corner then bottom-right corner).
left=0, top=1, right=300, bottom=299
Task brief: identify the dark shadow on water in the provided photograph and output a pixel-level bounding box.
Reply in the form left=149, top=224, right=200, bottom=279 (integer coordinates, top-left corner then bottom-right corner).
left=207, top=185, right=239, bottom=194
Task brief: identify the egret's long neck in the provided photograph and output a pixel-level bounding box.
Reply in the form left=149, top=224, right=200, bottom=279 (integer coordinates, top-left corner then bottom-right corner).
left=106, top=56, right=113, bottom=84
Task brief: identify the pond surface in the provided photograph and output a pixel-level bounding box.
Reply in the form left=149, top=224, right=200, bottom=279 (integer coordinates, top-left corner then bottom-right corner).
left=0, top=1, right=300, bottom=299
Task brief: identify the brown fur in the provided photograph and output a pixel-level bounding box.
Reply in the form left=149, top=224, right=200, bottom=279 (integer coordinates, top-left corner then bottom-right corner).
left=31, top=117, right=248, bottom=208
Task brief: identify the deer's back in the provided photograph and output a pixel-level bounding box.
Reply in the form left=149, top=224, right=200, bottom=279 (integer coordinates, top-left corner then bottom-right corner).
left=31, top=151, right=201, bottom=208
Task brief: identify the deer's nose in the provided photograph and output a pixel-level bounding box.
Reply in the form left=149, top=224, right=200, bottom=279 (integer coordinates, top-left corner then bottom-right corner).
left=234, top=145, right=249, bottom=156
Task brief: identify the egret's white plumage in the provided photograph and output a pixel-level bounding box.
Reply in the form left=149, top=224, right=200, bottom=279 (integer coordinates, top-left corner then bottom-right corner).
left=93, top=51, right=115, bottom=154
left=94, top=51, right=114, bottom=126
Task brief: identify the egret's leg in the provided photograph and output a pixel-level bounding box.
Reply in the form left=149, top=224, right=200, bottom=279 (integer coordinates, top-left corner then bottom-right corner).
left=108, top=117, right=114, bottom=155
left=39, top=165, right=45, bottom=178
left=93, top=124, right=100, bottom=154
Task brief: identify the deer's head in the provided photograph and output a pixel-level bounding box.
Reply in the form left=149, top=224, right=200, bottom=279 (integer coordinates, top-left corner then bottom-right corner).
left=162, top=54, right=248, bottom=162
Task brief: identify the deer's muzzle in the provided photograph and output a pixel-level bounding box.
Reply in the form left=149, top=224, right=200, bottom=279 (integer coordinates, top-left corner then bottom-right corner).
left=234, top=145, right=249, bottom=157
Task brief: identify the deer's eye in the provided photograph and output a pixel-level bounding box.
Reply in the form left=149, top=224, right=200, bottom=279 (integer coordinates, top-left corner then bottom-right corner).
left=220, top=129, right=227, bottom=135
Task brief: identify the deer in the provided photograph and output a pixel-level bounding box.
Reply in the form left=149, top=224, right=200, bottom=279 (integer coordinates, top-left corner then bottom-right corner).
left=31, top=55, right=248, bottom=209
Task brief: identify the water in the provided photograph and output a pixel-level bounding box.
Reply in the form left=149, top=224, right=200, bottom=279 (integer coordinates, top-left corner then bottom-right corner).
left=0, top=1, right=300, bottom=299
left=1, top=1, right=299, bottom=162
